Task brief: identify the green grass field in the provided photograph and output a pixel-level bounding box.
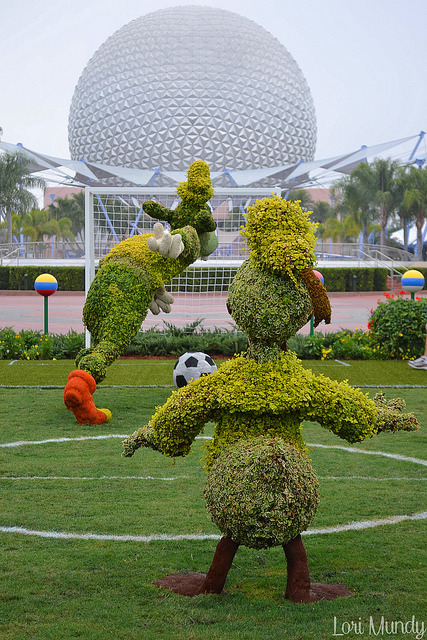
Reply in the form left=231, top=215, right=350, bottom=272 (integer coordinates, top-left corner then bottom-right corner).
left=0, top=359, right=426, bottom=640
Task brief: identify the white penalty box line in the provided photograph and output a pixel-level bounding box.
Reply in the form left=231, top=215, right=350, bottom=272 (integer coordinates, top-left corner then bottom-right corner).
left=1, top=512, right=426, bottom=543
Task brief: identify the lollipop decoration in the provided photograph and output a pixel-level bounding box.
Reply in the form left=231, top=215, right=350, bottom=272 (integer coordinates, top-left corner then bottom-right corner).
left=401, top=269, right=425, bottom=300
left=34, top=273, right=58, bottom=335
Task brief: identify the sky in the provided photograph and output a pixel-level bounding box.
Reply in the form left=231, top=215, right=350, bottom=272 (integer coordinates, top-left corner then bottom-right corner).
left=1, top=0, right=426, bottom=164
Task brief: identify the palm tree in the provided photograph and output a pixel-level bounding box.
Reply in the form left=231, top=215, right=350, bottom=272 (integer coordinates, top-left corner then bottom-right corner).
left=395, top=167, right=411, bottom=251
left=0, top=151, right=45, bottom=247
left=0, top=212, right=23, bottom=242
left=338, top=159, right=399, bottom=248
left=21, top=209, right=74, bottom=243
left=311, top=200, right=333, bottom=224
left=336, top=171, right=376, bottom=245
left=283, top=188, right=314, bottom=212
left=400, top=166, right=427, bottom=258
left=48, top=191, right=84, bottom=236
left=370, top=159, right=399, bottom=247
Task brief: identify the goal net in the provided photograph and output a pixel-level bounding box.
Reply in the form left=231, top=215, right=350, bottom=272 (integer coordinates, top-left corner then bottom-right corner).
left=85, top=186, right=280, bottom=337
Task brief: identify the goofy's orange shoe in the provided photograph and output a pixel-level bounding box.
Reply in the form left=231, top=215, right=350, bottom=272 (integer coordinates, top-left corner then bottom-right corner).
left=64, top=370, right=111, bottom=425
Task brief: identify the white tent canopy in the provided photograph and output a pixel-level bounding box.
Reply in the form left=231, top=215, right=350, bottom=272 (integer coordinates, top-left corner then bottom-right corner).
left=390, top=221, right=427, bottom=249
left=0, top=132, right=424, bottom=190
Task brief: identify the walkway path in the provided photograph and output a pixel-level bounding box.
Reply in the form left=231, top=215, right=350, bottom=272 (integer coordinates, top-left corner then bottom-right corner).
left=2, top=290, right=424, bottom=335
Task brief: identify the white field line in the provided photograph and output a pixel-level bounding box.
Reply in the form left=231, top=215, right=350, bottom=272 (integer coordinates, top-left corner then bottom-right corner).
left=1, top=434, right=425, bottom=541
left=0, top=434, right=129, bottom=448
left=306, top=442, right=427, bottom=467
left=2, top=384, right=427, bottom=389
left=0, top=434, right=208, bottom=448
left=0, top=384, right=174, bottom=389
left=1, top=512, right=426, bottom=543
left=0, top=475, right=424, bottom=482
left=317, top=476, right=427, bottom=481
left=304, top=511, right=427, bottom=535
left=334, top=359, right=351, bottom=366
left=0, top=475, right=188, bottom=481
left=2, top=436, right=426, bottom=470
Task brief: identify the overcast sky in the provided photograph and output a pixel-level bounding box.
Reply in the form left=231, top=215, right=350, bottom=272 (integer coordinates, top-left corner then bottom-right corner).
left=1, top=0, right=426, bottom=164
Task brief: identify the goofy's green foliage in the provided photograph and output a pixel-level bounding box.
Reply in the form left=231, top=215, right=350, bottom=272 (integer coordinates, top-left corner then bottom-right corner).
left=76, top=160, right=217, bottom=383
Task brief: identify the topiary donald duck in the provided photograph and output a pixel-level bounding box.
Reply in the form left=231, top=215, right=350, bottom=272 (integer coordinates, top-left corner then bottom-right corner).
left=123, top=193, right=419, bottom=601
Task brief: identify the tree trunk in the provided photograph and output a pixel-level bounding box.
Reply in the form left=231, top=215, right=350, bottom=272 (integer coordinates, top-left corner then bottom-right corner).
left=402, top=216, right=409, bottom=252
left=379, top=200, right=389, bottom=249
left=416, top=212, right=425, bottom=259
left=362, top=221, right=369, bottom=246
left=7, top=210, right=13, bottom=247
left=283, top=534, right=354, bottom=602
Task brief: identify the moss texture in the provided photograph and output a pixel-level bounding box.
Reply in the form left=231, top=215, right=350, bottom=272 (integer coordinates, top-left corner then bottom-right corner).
left=204, top=436, right=319, bottom=549
left=123, top=191, right=419, bottom=550
left=227, top=258, right=312, bottom=356
left=77, top=160, right=217, bottom=383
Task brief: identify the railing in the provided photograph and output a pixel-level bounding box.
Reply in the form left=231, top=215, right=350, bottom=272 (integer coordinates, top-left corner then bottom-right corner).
left=0, top=246, right=20, bottom=266
left=0, top=241, right=85, bottom=264
left=315, top=242, right=415, bottom=263
left=0, top=240, right=415, bottom=266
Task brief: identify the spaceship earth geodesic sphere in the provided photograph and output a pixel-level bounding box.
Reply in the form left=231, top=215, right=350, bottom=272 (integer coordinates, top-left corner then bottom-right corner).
left=68, top=5, right=316, bottom=172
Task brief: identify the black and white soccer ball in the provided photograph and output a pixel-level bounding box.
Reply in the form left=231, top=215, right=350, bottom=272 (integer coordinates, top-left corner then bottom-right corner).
left=173, top=352, right=218, bottom=388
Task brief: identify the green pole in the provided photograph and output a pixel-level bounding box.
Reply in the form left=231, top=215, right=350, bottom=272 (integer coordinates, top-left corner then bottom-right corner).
left=44, top=296, right=49, bottom=335
left=411, top=292, right=415, bottom=301
left=310, top=315, right=314, bottom=336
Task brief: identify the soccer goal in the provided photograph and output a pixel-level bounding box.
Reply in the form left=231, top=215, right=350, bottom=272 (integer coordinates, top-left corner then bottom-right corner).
left=84, top=186, right=280, bottom=339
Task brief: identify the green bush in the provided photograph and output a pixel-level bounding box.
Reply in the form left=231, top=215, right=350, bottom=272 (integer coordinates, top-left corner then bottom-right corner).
left=2, top=310, right=426, bottom=362
left=320, top=267, right=388, bottom=292
left=0, top=328, right=84, bottom=360
left=286, top=328, right=388, bottom=361
left=368, top=295, right=427, bottom=359
left=5, top=266, right=85, bottom=291
left=122, top=320, right=247, bottom=357
left=0, top=266, right=10, bottom=289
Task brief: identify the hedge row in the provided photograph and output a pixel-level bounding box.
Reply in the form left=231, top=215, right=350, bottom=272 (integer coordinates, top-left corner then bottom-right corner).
left=0, top=266, right=85, bottom=291
left=1, top=265, right=420, bottom=292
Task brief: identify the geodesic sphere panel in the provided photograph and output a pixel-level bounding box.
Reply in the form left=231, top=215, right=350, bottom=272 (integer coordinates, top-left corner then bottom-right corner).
left=68, top=5, right=316, bottom=171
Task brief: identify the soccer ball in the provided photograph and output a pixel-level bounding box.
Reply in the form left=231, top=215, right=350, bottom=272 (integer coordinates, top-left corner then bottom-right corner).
left=173, top=352, right=218, bottom=388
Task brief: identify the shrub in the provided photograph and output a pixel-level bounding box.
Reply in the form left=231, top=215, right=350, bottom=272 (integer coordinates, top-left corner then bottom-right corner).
left=205, top=437, right=319, bottom=548
left=6, top=266, right=85, bottom=291
left=123, top=321, right=248, bottom=357
left=320, top=267, right=388, bottom=292
left=0, top=266, right=10, bottom=289
left=0, top=328, right=83, bottom=360
left=2, top=313, right=425, bottom=362
left=368, top=294, right=427, bottom=359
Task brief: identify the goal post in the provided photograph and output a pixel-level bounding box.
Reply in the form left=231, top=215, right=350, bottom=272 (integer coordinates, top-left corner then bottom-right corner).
left=84, top=186, right=281, bottom=345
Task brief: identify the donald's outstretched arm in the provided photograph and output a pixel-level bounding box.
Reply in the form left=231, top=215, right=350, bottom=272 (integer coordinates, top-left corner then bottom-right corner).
left=122, top=375, right=220, bottom=458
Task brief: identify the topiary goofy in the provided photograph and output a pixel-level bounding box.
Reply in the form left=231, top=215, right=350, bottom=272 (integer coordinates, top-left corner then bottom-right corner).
left=64, top=160, right=218, bottom=425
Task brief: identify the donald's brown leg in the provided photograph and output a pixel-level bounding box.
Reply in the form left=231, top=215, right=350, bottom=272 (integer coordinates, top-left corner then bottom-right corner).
left=283, top=535, right=313, bottom=602
left=153, top=536, right=239, bottom=596
left=283, top=535, right=353, bottom=602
